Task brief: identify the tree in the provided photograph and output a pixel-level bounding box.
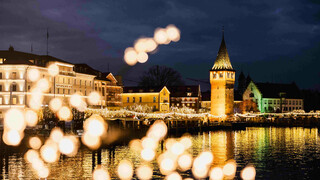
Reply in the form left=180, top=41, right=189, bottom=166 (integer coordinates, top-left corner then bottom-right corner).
left=139, top=65, right=184, bottom=87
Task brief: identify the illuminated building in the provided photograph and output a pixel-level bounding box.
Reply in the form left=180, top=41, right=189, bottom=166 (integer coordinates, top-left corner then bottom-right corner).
left=167, top=85, right=201, bottom=111
left=243, top=81, right=304, bottom=113
left=122, top=86, right=170, bottom=112
left=210, top=31, right=235, bottom=118
left=0, top=47, right=122, bottom=119
left=74, top=64, right=123, bottom=110
left=200, top=91, right=211, bottom=111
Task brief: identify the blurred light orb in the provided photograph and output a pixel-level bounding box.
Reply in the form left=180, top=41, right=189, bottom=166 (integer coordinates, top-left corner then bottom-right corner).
left=70, top=93, right=83, bottom=108
left=154, top=28, right=170, bottom=44
left=82, top=132, right=101, bottom=150
left=170, top=142, right=185, bottom=155
left=40, top=144, right=59, bottom=163
left=136, top=165, right=153, bottom=180
left=160, top=158, right=175, bottom=174
left=59, top=136, right=76, bottom=156
left=147, top=120, right=167, bottom=141
left=166, top=25, right=180, bottom=42
left=49, top=98, right=62, bottom=112
left=129, top=139, right=142, bottom=152
left=117, top=160, right=133, bottom=180
left=177, top=153, right=192, bottom=171
left=165, top=172, right=182, bottom=180
left=29, top=136, right=42, bottom=149
left=84, top=115, right=105, bottom=137
left=57, top=106, right=72, bottom=121
left=223, top=161, right=237, bottom=177
left=25, top=109, right=38, bottom=127
left=137, top=51, right=148, bottom=63
left=48, top=64, right=59, bottom=76
left=209, top=167, right=224, bottom=180
left=25, top=149, right=40, bottom=163
left=36, top=78, right=50, bottom=92
left=180, top=136, right=192, bottom=149
left=198, top=151, right=214, bottom=165
left=4, top=108, right=25, bottom=131
left=37, top=166, right=49, bottom=178
left=145, top=38, right=157, bottom=52
left=192, top=157, right=209, bottom=179
left=93, top=166, right=110, bottom=180
left=142, top=137, right=157, bottom=150
left=124, top=47, right=138, bottom=66
left=4, top=130, right=22, bottom=146
left=88, top=92, right=100, bottom=105
left=50, top=127, right=64, bottom=143
left=241, top=166, right=256, bottom=180
left=28, top=69, right=40, bottom=82
left=134, top=38, right=148, bottom=52
left=141, top=148, right=155, bottom=161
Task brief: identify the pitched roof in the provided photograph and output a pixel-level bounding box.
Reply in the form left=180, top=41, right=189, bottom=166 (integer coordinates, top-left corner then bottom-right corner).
left=123, top=86, right=165, bottom=93
left=211, top=33, right=233, bottom=71
left=167, top=85, right=200, bottom=97
left=255, top=82, right=302, bottom=99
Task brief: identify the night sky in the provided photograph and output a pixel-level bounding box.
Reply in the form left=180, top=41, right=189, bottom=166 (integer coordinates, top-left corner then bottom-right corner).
left=1, top=0, right=319, bottom=91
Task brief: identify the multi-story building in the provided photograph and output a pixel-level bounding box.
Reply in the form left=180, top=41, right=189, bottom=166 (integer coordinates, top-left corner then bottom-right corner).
left=243, top=81, right=304, bottom=113
left=200, top=91, right=211, bottom=111
left=122, top=86, right=170, bottom=112
left=74, top=64, right=122, bottom=110
left=168, top=85, right=201, bottom=111
left=0, top=47, right=122, bottom=119
left=210, top=31, right=235, bottom=118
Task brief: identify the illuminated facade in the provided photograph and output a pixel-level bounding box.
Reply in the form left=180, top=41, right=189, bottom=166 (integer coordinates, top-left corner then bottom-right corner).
left=0, top=47, right=122, bottom=118
left=168, top=85, right=201, bottom=111
left=210, top=32, right=235, bottom=118
left=122, top=86, right=170, bottom=112
left=243, top=81, right=304, bottom=113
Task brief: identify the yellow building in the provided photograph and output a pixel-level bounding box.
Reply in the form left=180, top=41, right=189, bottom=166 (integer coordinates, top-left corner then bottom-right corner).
left=210, top=32, right=235, bottom=118
left=122, top=86, right=170, bottom=112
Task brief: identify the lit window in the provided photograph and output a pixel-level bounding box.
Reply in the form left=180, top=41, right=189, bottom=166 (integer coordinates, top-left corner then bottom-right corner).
left=133, top=97, right=135, bottom=103
left=153, top=97, right=156, bottom=103
left=213, top=74, right=216, bottom=78
left=0, top=85, right=2, bottom=92
left=12, top=84, right=17, bottom=91
left=127, top=97, right=129, bottom=103
left=0, top=73, right=2, bottom=79
left=219, top=73, right=223, bottom=78
left=12, top=97, right=17, bottom=105
left=187, top=92, right=192, bottom=96
left=12, top=72, right=17, bottom=79
left=139, top=97, right=142, bottom=102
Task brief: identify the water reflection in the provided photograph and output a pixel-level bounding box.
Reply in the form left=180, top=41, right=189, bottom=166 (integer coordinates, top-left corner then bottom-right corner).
left=1, top=127, right=320, bottom=179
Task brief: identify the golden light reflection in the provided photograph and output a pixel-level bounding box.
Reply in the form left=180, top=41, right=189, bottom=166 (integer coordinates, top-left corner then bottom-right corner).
left=223, top=160, right=237, bottom=177
left=58, top=136, right=78, bottom=156
left=241, top=166, right=256, bottom=180
left=129, top=139, right=143, bottom=152
left=177, top=153, right=192, bottom=171
left=81, top=131, right=101, bottom=150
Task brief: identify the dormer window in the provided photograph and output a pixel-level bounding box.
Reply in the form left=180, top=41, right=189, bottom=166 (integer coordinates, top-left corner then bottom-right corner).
left=187, top=92, right=192, bottom=97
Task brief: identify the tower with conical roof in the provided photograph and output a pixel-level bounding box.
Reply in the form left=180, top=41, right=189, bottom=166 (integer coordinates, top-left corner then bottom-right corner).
left=210, top=29, right=235, bottom=118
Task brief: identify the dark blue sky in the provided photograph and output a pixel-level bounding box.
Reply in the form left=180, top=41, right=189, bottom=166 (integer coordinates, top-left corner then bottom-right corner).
left=0, top=0, right=319, bottom=90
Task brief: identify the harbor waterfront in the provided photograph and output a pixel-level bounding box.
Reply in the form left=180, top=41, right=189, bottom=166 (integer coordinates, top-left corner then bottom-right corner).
left=0, top=127, right=320, bottom=179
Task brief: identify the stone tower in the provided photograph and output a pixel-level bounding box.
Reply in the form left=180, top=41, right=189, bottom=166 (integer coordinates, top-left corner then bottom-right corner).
left=210, top=30, right=235, bottom=118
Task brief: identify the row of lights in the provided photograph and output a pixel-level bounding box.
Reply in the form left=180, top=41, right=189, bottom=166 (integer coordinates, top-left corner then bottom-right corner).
left=124, top=24, right=180, bottom=66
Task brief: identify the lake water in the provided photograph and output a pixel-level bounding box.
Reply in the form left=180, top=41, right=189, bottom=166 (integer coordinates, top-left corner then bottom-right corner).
left=1, top=127, right=320, bottom=179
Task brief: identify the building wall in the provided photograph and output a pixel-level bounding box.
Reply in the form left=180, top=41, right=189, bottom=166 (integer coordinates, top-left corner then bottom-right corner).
left=243, top=82, right=262, bottom=111
left=210, top=70, right=235, bottom=117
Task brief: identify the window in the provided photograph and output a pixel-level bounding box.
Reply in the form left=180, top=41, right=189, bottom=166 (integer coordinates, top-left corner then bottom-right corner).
left=85, top=81, right=87, bottom=86
left=139, top=97, right=142, bottom=103
left=12, top=72, right=17, bottom=79
left=127, top=97, right=129, bottom=103
left=249, top=93, right=254, bottom=97
left=277, top=100, right=280, bottom=104
left=231, top=73, right=234, bottom=79
left=63, top=78, right=65, bottom=83
left=102, top=87, right=105, bottom=96
left=85, top=90, right=87, bottom=96
left=0, top=73, right=2, bottom=79
left=213, top=74, right=216, bottom=78
left=293, top=101, right=295, bottom=105
left=153, top=97, right=156, bottom=103
left=289, top=100, right=291, bottom=105
left=80, top=80, right=82, bottom=86
left=12, top=97, right=17, bottom=105
left=133, top=97, right=135, bottom=103
left=219, top=73, right=223, bottom=78
left=187, top=92, right=192, bottom=96
left=28, top=85, right=31, bottom=91
left=0, top=85, right=2, bottom=91
left=299, top=101, right=302, bottom=105
left=74, top=79, right=76, bottom=85
left=68, top=89, right=70, bottom=94
left=0, top=97, right=2, bottom=104
left=58, top=88, right=60, bottom=94
left=227, top=73, right=230, bottom=78
left=12, top=84, right=17, bottom=91
left=63, top=89, right=65, bottom=94
left=68, top=79, right=70, bottom=84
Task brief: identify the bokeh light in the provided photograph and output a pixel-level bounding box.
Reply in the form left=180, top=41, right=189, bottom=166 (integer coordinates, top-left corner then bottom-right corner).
left=124, top=47, right=138, bottom=66
left=49, top=98, right=62, bottom=112
left=58, top=136, right=78, bottom=156
left=165, top=172, right=182, bottom=180
left=141, top=148, right=155, bottom=161
left=50, top=127, right=64, bottom=143
left=241, top=166, right=256, bottom=180
left=70, top=93, right=83, bottom=108
left=3, top=129, right=22, bottom=146
left=48, top=64, right=59, bottom=76
left=36, top=78, right=50, bottom=92
left=57, top=106, right=72, bottom=121
left=154, top=28, right=170, bottom=44
left=137, top=51, right=148, bottom=63
left=25, top=109, right=38, bottom=127
left=28, top=68, right=40, bottom=82
left=29, top=136, right=42, bottom=149
left=117, top=160, right=133, bottom=180
left=209, top=167, right=224, bottom=180
left=4, top=108, right=25, bottom=131
left=40, top=143, right=59, bottom=163
left=93, top=166, right=110, bottom=180
left=136, top=165, right=153, bottom=180
left=88, top=91, right=100, bottom=105
left=177, top=153, right=192, bottom=171
left=81, top=131, right=101, bottom=150
left=84, top=114, right=106, bottom=137
left=223, top=160, right=237, bottom=177
left=166, top=24, right=180, bottom=42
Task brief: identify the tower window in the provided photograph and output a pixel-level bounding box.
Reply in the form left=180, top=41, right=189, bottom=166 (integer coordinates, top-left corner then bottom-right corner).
left=213, top=74, right=216, bottom=78
left=133, top=97, right=135, bottom=103
left=219, top=73, right=223, bottom=78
